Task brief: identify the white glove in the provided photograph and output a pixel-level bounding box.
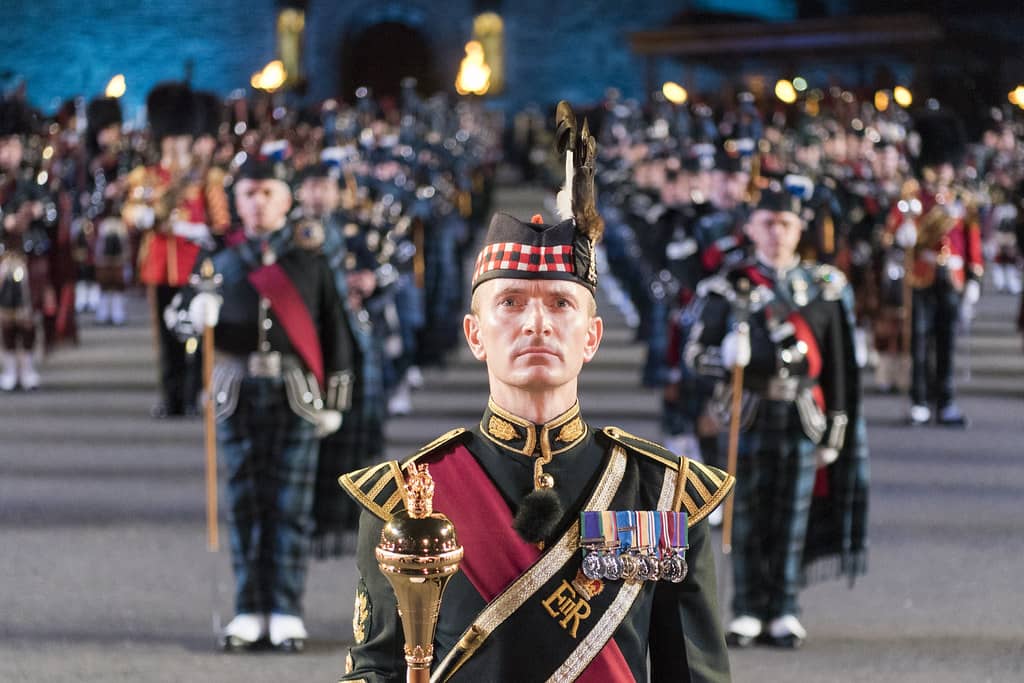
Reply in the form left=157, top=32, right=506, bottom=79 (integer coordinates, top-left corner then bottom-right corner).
left=163, top=293, right=183, bottom=332
left=720, top=328, right=751, bottom=369
left=815, top=446, right=839, bottom=468
left=959, top=280, right=980, bottom=327
left=895, top=219, right=917, bottom=249
left=188, top=292, right=222, bottom=333
left=962, top=280, right=981, bottom=307
left=313, top=409, right=343, bottom=438
left=136, top=206, right=155, bottom=230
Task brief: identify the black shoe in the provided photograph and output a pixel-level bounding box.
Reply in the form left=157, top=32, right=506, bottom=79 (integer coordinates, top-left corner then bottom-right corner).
left=183, top=403, right=201, bottom=418
left=271, top=638, right=305, bottom=653
left=725, top=631, right=758, bottom=648
left=760, top=633, right=805, bottom=649
left=763, top=615, right=806, bottom=649
left=936, top=405, right=969, bottom=428
left=220, top=635, right=268, bottom=652
left=150, top=402, right=171, bottom=419
left=725, top=616, right=763, bottom=649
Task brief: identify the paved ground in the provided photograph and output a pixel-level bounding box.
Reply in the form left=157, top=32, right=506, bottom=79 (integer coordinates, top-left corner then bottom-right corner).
left=1, top=185, right=1022, bottom=682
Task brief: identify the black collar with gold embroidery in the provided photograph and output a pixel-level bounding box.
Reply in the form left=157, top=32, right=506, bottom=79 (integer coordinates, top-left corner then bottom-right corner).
left=481, top=398, right=588, bottom=460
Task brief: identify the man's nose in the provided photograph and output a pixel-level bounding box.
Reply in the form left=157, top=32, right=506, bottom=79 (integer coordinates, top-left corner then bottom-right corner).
left=523, top=300, right=552, bottom=335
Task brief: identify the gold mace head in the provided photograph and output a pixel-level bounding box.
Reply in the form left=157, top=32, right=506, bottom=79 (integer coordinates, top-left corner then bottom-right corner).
left=375, top=463, right=463, bottom=673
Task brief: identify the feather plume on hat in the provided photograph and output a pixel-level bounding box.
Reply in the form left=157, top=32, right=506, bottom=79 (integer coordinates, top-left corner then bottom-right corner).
left=554, top=101, right=604, bottom=246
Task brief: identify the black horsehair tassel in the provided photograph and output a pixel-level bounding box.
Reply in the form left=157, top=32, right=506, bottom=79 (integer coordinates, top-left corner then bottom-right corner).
left=512, top=487, right=563, bottom=546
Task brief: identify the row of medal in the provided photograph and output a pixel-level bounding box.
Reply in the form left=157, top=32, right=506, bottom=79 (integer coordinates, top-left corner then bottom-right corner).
left=580, top=510, right=689, bottom=583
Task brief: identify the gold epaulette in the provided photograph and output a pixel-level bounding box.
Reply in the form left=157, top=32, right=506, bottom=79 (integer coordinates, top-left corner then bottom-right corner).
left=338, top=428, right=468, bottom=521
left=673, top=458, right=735, bottom=527
left=599, top=426, right=734, bottom=527
left=338, top=460, right=408, bottom=522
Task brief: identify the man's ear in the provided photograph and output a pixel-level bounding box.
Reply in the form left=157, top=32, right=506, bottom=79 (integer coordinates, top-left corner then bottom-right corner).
left=582, top=315, right=603, bottom=363
left=464, top=313, right=486, bottom=361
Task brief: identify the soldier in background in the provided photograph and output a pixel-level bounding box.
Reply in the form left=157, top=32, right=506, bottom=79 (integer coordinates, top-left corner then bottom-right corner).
left=293, top=161, right=384, bottom=556
left=892, top=110, right=983, bottom=427
left=685, top=177, right=868, bottom=649
left=1, top=97, right=58, bottom=391
left=122, top=83, right=229, bottom=417
left=79, top=95, right=133, bottom=325
left=166, top=158, right=355, bottom=651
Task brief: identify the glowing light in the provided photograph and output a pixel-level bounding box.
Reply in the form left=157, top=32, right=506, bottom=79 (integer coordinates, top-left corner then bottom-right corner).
left=251, top=60, right=287, bottom=93
left=874, top=90, right=890, bottom=112
left=661, top=81, right=688, bottom=104
left=775, top=79, right=798, bottom=104
left=455, top=41, right=491, bottom=96
left=105, top=74, right=126, bottom=99
left=893, top=86, right=913, bottom=108
left=42, top=146, right=54, bottom=160
left=792, top=77, right=807, bottom=92
left=1010, top=85, right=1024, bottom=108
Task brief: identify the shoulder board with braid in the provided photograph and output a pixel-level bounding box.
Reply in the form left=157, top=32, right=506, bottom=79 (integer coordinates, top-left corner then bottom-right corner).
left=338, top=428, right=468, bottom=521
left=599, top=427, right=734, bottom=526
left=673, top=458, right=735, bottom=526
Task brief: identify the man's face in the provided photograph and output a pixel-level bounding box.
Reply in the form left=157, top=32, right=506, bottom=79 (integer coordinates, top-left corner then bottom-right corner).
left=161, top=134, right=193, bottom=170
left=298, top=176, right=340, bottom=217
left=744, top=209, right=803, bottom=264
left=0, top=135, right=24, bottom=172
left=234, top=178, right=293, bottom=234
left=464, top=278, right=603, bottom=395
left=97, top=125, right=121, bottom=151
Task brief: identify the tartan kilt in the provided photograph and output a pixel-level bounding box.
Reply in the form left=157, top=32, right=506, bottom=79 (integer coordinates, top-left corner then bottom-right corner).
left=312, top=356, right=385, bottom=558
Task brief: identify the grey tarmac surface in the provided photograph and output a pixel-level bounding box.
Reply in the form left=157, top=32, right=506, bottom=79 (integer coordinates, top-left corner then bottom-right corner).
left=1, top=184, right=1022, bottom=682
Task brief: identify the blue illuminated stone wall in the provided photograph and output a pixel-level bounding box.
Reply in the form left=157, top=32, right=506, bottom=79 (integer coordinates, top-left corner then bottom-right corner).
left=1, top=0, right=277, bottom=116
left=1, top=0, right=795, bottom=114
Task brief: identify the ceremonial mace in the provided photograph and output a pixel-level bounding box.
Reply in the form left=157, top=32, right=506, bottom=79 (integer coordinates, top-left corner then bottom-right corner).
left=722, top=279, right=751, bottom=555
left=376, top=464, right=463, bottom=683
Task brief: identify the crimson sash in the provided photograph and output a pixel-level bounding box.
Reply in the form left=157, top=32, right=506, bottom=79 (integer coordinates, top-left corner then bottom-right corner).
left=247, top=264, right=324, bottom=388
left=428, top=445, right=634, bottom=682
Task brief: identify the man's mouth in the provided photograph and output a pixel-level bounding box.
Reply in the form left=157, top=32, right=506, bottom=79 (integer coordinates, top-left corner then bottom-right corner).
left=516, top=346, right=560, bottom=358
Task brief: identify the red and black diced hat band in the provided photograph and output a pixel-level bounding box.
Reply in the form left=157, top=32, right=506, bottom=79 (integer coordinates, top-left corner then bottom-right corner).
left=471, top=212, right=597, bottom=293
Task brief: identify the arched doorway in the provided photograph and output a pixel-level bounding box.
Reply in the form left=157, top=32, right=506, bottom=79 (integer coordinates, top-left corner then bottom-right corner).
left=340, top=21, right=440, bottom=102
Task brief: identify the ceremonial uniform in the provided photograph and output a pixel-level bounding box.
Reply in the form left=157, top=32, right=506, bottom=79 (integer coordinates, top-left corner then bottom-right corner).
left=341, top=409, right=733, bottom=682
left=339, top=103, right=734, bottom=682
left=1, top=97, right=58, bottom=390
left=78, top=96, right=132, bottom=324
left=888, top=111, right=983, bottom=425
left=685, top=181, right=868, bottom=647
left=170, top=217, right=355, bottom=630
left=122, top=83, right=230, bottom=416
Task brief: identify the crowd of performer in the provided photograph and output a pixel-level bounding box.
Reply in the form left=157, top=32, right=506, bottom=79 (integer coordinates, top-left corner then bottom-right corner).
left=0, top=81, right=500, bottom=413
left=2, top=78, right=1023, bottom=652
left=513, top=88, right=1021, bottom=647
left=526, top=88, right=1024, bottom=432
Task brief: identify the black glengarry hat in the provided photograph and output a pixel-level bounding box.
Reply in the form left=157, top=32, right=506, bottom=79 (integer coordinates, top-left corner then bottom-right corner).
left=471, top=101, right=603, bottom=294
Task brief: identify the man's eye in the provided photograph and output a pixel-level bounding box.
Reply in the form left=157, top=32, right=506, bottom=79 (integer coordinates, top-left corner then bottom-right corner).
left=556, top=298, right=570, bottom=307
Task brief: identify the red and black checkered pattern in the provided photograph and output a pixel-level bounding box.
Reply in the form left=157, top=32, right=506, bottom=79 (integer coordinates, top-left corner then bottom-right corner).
left=472, top=241, right=575, bottom=286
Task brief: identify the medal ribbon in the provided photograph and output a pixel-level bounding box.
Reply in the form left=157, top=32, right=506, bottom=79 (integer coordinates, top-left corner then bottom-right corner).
left=636, top=511, right=651, bottom=553
left=580, top=511, right=603, bottom=546
left=600, top=510, right=618, bottom=550
left=615, top=510, right=634, bottom=554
